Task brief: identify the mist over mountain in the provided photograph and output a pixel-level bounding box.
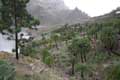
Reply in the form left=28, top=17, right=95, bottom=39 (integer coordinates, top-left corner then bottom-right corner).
left=27, top=0, right=90, bottom=25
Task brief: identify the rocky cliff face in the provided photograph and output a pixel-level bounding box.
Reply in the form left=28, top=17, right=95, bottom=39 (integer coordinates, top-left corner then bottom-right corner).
left=27, top=0, right=90, bottom=25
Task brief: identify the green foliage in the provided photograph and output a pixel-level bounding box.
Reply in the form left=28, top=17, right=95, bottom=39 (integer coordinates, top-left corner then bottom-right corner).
left=44, top=56, right=54, bottom=66
left=20, top=43, right=37, bottom=57
left=0, top=60, right=15, bottom=80
left=0, top=20, right=7, bottom=32
left=76, top=64, right=90, bottom=72
left=68, top=36, right=91, bottom=60
left=105, top=64, right=120, bottom=80
left=51, top=33, right=61, bottom=42
left=77, top=37, right=91, bottom=54
left=75, top=63, right=94, bottom=74
left=54, top=24, right=77, bottom=43
left=50, top=33, right=61, bottom=49
left=86, top=23, right=101, bottom=36
left=41, top=49, right=54, bottom=66
left=68, top=36, right=91, bottom=75
left=87, top=25, right=100, bottom=37
left=89, top=52, right=109, bottom=64
left=32, top=19, right=40, bottom=27
left=56, top=47, right=70, bottom=68
left=0, top=0, right=38, bottom=32
left=99, top=27, right=118, bottom=50
left=0, top=0, right=40, bottom=59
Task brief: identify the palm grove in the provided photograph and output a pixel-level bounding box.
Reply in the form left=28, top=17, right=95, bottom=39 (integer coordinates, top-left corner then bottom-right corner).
left=0, top=0, right=120, bottom=80
left=0, top=0, right=40, bottom=59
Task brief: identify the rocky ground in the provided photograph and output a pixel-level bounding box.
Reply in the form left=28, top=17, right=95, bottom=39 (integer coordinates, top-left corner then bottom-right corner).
left=0, top=51, right=69, bottom=80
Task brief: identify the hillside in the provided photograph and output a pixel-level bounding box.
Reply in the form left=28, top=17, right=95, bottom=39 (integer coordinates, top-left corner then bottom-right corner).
left=0, top=52, right=67, bottom=80
left=1, top=1, right=120, bottom=80
left=90, top=7, right=120, bottom=23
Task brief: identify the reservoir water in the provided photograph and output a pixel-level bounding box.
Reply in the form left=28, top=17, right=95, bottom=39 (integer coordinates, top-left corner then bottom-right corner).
left=0, top=34, right=15, bottom=53
left=0, top=25, right=47, bottom=53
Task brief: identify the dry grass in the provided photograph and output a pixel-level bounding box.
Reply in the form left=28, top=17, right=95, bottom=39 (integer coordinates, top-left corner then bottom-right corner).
left=0, top=51, right=13, bottom=59
left=0, top=51, right=65, bottom=80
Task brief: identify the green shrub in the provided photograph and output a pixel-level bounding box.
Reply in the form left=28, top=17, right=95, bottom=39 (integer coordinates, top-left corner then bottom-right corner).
left=99, top=27, right=118, bottom=51
left=75, top=63, right=92, bottom=72
left=20, top=43, right=37, bottom=58
left=105, top=63, right=120, bottom=80
left=41, top=49, right=54, bottom=66
left=44, top=56, right=54, bottom=67
left=0, top=60, right=15, bottom=80
left=89, top=52, right=109, bottom=63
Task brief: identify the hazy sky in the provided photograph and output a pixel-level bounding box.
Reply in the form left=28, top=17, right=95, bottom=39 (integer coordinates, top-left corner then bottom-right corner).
left=63, top=0, right=120, bottom=17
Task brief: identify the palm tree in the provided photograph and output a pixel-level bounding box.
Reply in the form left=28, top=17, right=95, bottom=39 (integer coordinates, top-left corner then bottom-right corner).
left=99, top=26, right=119, bottom=56
left=51, top=33, right=61, bottom=49
left=68, top=36, right=91, bottom=75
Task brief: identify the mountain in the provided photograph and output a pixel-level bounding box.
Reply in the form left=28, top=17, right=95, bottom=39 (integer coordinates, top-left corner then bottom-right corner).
left=65, top=8, right=90, bottom=24
left=27, top=0, right=90, bottom=25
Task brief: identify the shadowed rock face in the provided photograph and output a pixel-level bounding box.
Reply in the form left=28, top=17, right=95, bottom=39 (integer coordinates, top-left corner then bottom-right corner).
left=27, top=0, right=90, bottom=25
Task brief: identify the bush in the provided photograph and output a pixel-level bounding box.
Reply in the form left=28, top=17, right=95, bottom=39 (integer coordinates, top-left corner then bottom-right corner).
left=105, top=63, right=120, bottom=80
left=99, top=27, right=118, bottom=51
left=41, top=49, right=54, bottom=66
left=89, top=52, right=109, bottom=64
left=20, top=43, right=37, bottom=58
left=0, top=60, right=15, bottom=80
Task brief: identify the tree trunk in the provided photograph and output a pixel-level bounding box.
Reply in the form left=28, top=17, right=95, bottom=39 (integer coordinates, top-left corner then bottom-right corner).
left=83, top=53, right=86, bottom=62
left=55, top=40, right=59, bottom=50
left=15, top=26, right=19, bottom=60
left=15, top=13, right=19, bottom=60
left=14, top=0, right=19, bottom=60
left=81, top=71, right=85, bottom=80
left=81, top=53, right=84, bottom=63
left=81, top=53, right=85, bottom=80
left=71, top=59, right=75, bottom=75
left=65, top=40, right=68, bottom=45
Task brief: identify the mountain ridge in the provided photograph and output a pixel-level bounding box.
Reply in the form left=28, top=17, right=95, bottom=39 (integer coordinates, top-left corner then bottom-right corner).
left=27, top=0, right=90, bottom=25
left=90, top=7, right=120, bottom=22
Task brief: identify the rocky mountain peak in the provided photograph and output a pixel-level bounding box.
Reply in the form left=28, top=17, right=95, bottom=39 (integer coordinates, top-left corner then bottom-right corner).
left=27, top=0, right=90, bottom=25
